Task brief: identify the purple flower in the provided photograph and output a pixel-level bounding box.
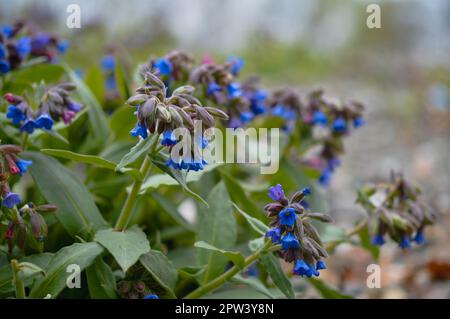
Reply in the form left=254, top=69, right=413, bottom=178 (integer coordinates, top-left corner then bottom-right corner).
left=268, top=184, right=285, bottom=201
left=2, top=192, right=21, bottom=209
left=281, top=232, right=299, bottom=250
left=68, top=102, right=82, bottom=112
left=279, top=208, right=296, bottom=227
left=265, top=227, right=281, bottom=244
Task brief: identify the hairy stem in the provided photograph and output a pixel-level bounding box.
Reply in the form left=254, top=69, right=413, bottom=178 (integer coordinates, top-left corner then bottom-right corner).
left=114, top=154, right=152, bottom=231
left=11, top=260, right=25, bottom=299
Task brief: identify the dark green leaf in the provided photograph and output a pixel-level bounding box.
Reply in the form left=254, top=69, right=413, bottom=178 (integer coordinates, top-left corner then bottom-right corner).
left=86, top=257, right=118, bottom=299
left=232, top=202, right=270, bottom=236
left=231, top=274, right=275, bottom=299
left=307, top=278, right=352, bottom=299
left=260, top=252, right=294, bottom=299
left=194, top=241, right=245, bottom=269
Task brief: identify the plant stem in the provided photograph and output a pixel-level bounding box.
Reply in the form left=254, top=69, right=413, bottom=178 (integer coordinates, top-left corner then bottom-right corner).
left=11, top=260, right=25, bottom=299
left=184, top=240, right=273, bottom=299
left=114, top=155, right=152, bottom=231
left=324, top=219, right=368, bottom=251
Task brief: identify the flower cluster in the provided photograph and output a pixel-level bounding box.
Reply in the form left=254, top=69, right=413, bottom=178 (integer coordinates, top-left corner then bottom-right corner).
left=265, top=184, right=331, bottom=278
left=302, top=90, right=365, bottom=186
left=0, top=144, right=31, bottom=209
left=0, top=22, right=69, bottom=74
left=127, top=71, right=228, bottom=171
left=117, top=280, right=159, bottom=299
left=3, top=202, right=56, bottom=253
left=357, top=172, right=437, bottom=250
left=4, top=82, right=82, bottom=134
left=266, top=88, right=302, bottom=132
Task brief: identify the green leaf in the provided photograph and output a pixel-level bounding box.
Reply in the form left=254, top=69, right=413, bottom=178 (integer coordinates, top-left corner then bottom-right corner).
left=248, top=237, right=266, bottom=252
left=9, top=64, right=65, bottom=84
left=232, top=202, right=270, bottom=236
left=115, top=58, right=131, bottom=100
left=94, top=226, right=150, bottom=273
left=17, top=262, right=45, bottom=281
left=307, top=278, right=352, bottom=299
left=24, top=151, right=108, bottom=239
left=260, top=252, right=294, bottom=299
left=30, top=242, right=104, bottom=298
left=86, top=257, right=117, bottom=299
left=357, top=223, right=380, bottom=261
left=194, top=241, right=245, bottom=269
left=116, top=136, right=157, bottom=171
left=139, top=250, right=178, bottom=299
left=231, top=274, right=275, bottom=299
left=64, top=64, right=110, bottom=145
left=197, top=182, right=237, bottom=283
left=151, top=193, right=194, bottom=231
left=84, top=65, right=105, bottom=103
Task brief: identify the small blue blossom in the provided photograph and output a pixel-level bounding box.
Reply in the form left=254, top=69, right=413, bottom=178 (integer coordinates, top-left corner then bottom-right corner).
left=6, top=105, right=26, bottom=125
left=227, top=56, right=244, bottom=75
left=101, top=55, right=116, bottom=72
left=413, top=231, right=425, bottom=244
left=279, top=208, right=296, bottom=227
left=268, top=184, right=285, bottom=201
left=305, top=263, right=320, bottom=278
left=302, top=187, right=312, bottom=196
left=130, top=123, right=148, bottom=139
left=249, top=90, right=267, bottom=115
left=293, top=259, right=309, bottom=276
left=0, top=43, right=6, bottom=59
left=16, top=37, right=31, bottom=58
left=318, top=168, right=333, bottom=186
left=15, top=159, right=32, bottom=176
left=353, top=117, right=365, bottom=128
left=57, top=40, right=70, bottom=53
left=207, top=82, right=222, bottom=95
left=240, top=111, right=254, bottom=124
left=2, top=192, right=21, bottom=209
left=281, top=232, right=300, bottom=250
left=271, top=104, right=286, bottom=118
left=35, top=114, right=54, bottom=130
left=143, top=294, right=159, bottom=299
left=20, top=118, right=37, bottom=134
left=316, top=260, right=326, bottom=270
left=161, top=130, right=178, bottom=146
left=227, top=83, right=242, bottom=99
left=265, top=227, right=281, bottom=244
left=371, top=234, right=385, bottom=246
left=333, top=117, right=347, bottom=133
left=32, top=33, right=51, bottom=50
left=399, top=235, right=411, bottom=250
left=2, top=25, right=13, bottom=38
left=68, top=102, right=82, bottom=112
left=154, top=58, right=173, bottom=76
left=0, top=59, right=10, bottom=74
left=312, top=111, right=328, bottom=126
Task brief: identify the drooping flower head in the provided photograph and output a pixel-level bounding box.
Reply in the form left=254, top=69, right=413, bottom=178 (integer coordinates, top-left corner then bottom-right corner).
left=264, top=184, right=332, bottom=278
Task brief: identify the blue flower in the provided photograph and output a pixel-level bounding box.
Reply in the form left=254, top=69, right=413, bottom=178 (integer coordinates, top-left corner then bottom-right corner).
left=293, top=259, right=309, bottom=276
left=2, top=25, right=13, bottom=38
left=305, top=263, right=320, bottom=278
left=143, top=294, right=159, bottom=299
left=279, top=208, right=296, bottom=227
left=57, top=40, right=70, bottom=53
left=318, top=168, right=333, bottom=186
left=227, top=56, right=244, bottom=75
left=101, top=55, right=115, bottom=72
left=207, top=82, right=222, bottom=95
left=413, top=231, right=425, bottom=244
left=32, top=33, right=51, bottom=50
left=371, top=234, right=385, bottom=246
left=249, top=90, right=267, bottom=115
left=0, top=43, right=6, bottom=59
left=333, top=117, right=347, bottom=133
left=227, top=83, right=242, bottom=99
left=268, top=184, right=285, bottom=201
left=240, top=111, right=254, bottom=124
left=316, top=260, right=327, bottom=270
left=281, top=232, right=299, bottom=250
left=15, top=159, right=32, bottom=176
left=68, top=102, right=82, bottom=112
left=35, top=114, right=54, bottom=130
left=302, top=187, right=312, bottom=196
left=6, top=105, right=26, bottom=125
left=399, top=235, right=411, bottom=250
left=130, top=123, right=148, bottom=139
left=161, top=130, right=178, bottom=146
left=154, top=58, right=173, bottom=76
left=312, top=111, right=328, bottom=126
left=20, top=118, right=37, bottom=134
left=16, top=37, right=31, bottom=58
left=265, top=227, right=281, bottom=244
left=272, top=104, right=286, bottom=118
left=105, top=76, right=116, bottom=90
left=353, top=117, right=365, bottom=128
left=0, top=59, right=10, bottom=74
left=2, top=192, right=21, bottom=209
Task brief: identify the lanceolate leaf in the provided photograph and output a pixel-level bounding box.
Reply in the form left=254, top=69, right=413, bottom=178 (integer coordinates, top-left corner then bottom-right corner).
left=232, top=202, right=270, bottom=236
left=231, top=274, right=275, bottom=299
left=139, top=251, right=178, bottom=299
left=197, top=182, right=237, bottom=284
left=116, top=135, right=157, bottom=171
left=30, top=242, right=104, bottom=298
left=307, top=278, right=352, bottom=299
left=194, top=241, right=245, bottom=269
left=24, top=152, right=108, bottom=239
left=94, top=226, right=150, bottom=273
left=86, top=257, right=118, bottom=299
left=260, top=252, right=294, bottom=299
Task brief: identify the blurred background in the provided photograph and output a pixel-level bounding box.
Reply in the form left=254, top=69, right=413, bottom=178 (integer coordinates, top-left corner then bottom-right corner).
left=1, top=0, right=449, bottom=298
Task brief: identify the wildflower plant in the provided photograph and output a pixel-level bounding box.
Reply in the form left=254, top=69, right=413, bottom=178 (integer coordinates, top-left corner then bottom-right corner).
left=0, top=20, right=440, bottom=300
